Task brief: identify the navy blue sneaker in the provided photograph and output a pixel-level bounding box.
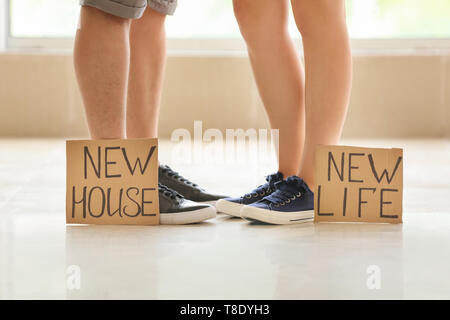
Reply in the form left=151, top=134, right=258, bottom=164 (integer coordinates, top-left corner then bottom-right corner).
left=241, top=176, right=314, bottom=224
left=216, top=172, right=283, bottom=217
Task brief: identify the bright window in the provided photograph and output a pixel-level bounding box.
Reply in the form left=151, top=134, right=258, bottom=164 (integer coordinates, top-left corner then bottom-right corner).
left=8, top=0, right=450, bottom=39
left=347, top=0, right=450, bottom=38
left=9, top=0, right=79, bottom=38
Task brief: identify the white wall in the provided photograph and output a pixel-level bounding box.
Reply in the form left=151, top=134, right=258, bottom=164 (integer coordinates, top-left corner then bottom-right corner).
left=0, top=53, right=449, bottom=138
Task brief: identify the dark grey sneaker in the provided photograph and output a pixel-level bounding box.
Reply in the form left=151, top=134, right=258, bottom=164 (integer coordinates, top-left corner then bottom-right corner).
left=159, top=165, right=227, bottom=206
left=216, top=172, right=284, bottom=217
left=158, top=184, right=216, bottom=225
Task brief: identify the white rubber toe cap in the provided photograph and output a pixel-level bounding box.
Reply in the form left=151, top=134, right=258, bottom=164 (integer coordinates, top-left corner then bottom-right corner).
left=160, top=205, right=216, bottom=225
left=216, top=199, right=243, bottom=218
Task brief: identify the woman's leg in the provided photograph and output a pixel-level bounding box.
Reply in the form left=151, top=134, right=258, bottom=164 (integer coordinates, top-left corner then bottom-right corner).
left=126, top=7, right=167, bottom=139
left=74, top=6, right=131, bottom=139
left=233, top=0, right=306, bottom=178
left=292, top=0, right=352, bottom=190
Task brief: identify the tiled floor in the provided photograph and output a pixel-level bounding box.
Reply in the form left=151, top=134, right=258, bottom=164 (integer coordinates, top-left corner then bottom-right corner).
left=0, top=138, right=449, bottom=299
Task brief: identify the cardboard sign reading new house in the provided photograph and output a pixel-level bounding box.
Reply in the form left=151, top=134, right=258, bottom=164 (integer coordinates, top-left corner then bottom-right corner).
left=66, top=139, right=159, bottom=225
left=314, top=145, right=403, bottom=223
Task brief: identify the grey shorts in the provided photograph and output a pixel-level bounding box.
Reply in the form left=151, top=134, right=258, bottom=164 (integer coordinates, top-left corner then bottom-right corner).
left=80, top=0, right=177, bottom=18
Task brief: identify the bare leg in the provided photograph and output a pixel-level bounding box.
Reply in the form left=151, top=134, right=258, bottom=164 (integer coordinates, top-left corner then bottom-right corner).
left=233, top=0, right=305, bottom=177
left=74, top=6, right=131, bottom=139
left=126, top=8, right=167, bottom=139
left=292, top=0, right=352, bottom=190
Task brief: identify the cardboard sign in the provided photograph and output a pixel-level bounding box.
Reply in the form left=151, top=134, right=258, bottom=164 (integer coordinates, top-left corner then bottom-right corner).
left=314, top=145, right=403, bottom=223
left=66, top=138, right=159, bottom=225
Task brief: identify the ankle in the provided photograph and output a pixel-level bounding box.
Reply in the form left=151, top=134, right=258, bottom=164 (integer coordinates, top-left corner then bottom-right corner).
left=278, top=168, right=299, bottom=179
left=302, top=178, right=314, bottom=192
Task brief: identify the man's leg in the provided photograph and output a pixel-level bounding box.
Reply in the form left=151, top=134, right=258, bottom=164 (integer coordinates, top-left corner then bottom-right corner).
left=233, top=0, right=306, bottom=178
left=126, top=6, right=226, bottom=205
left=292, top=0, right=352, bottom=190
left=127, top=7, right=167, bottom=139
left=74, top=2, right=216, bottom=224
left=74, top=6, right=131, bottom=139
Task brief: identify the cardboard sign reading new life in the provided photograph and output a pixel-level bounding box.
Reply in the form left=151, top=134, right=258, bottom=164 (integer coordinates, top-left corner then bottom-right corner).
left=66, top=138, right=159, bottom=225
left=314, top=145, right=403, bottom=223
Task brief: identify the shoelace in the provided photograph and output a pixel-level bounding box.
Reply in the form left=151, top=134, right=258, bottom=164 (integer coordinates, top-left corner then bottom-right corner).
left=158, top=183, right=183, bottom=202
left=243, top=185, right=273, bottom=199
left=161, top=166, right=199, bottom=188
left=242, top=173, right=281, bottom=199
left=263, top=189, right=302, bottom=207
left=262, top=177, right=305, bottom=207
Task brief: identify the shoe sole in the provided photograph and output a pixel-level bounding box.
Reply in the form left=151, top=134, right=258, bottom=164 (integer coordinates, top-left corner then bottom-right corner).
left=241, top=206, right=314, bottom=225
left=216, top=199, right=243, bottom=218
left=160, top=206, right=216, bottom=225
left=199, top=200, right=218, bottom=207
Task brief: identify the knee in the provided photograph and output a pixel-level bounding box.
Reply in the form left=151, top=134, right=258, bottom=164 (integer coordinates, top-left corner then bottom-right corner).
left=131, top=7, right=166, bottom=35
left=233, top=0, right=286, bottom=47
left=81, top=5, right=132, bottom=30
left=140, top=7, right=166, bottom=27
left=292, top=0, right=346, bottom=38
left=233, top=0, right=261, bottom=44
